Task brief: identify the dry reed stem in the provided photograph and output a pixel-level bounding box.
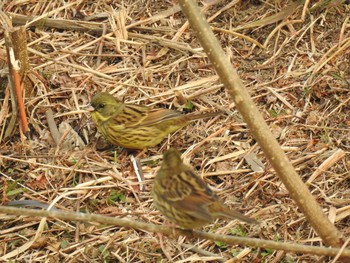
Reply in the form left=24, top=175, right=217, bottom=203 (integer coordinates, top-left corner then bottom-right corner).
left=1, top=0, right=350, bottom=261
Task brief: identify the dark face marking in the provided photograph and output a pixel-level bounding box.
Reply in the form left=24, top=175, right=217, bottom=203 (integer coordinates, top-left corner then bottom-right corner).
left=96, top=103, right=105, bottom=112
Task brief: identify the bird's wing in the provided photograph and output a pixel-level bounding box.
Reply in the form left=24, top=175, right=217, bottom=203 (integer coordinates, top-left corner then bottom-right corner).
left=112, top=104, right=183, bottom=127
left=109, top=104, right=150, bottom=126
left=160, top=169, right=216, bottom=222
left=140, top=108, right=184, bottom=126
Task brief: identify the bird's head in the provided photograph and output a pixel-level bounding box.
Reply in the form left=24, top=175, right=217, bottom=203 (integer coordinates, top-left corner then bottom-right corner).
left=89, top=92, right=123, bottom=122
left=161, top=148, right=183, bottom=170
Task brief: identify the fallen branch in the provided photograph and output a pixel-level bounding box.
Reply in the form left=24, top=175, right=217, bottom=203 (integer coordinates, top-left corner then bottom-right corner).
left=0, top=205, right=349, bottom=259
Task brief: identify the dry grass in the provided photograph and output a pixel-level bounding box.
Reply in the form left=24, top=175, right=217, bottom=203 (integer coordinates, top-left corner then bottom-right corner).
left=1, top=0, right=350, bottom=262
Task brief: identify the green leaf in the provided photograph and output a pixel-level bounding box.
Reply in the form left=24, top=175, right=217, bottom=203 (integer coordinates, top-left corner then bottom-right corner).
left=99, top=245, right=110, bottom=258
left=268, top=109, right=278, bottom=118
left=184, top=100, right=194, bottom=110
left=261, top=248, right=275, bottom=256
left=229, top=226, right=248, bottom=237
left=214, top=240, right=228, bottom=248
left=60, top=240, right=70, bottom=249
left=331, top=72, right=344, bottom=81
left=107, top=190, right=126, bottom=204
left=6, top=188, right=24, bottom=196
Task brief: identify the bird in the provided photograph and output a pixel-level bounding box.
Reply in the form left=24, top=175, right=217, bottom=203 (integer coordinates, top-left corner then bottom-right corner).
left=152, top=148, right=258, bottom=229
left=89, top=92, right=222, bottom=150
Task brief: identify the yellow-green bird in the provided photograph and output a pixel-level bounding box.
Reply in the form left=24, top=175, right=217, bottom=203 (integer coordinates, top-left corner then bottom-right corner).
left=152, top=148, right=258, bottom=229
left=89, top=92, right=221, bottom=150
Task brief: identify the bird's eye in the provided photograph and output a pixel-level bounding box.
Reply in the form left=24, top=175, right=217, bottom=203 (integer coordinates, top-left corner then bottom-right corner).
left=98, top=103, right=105, bottom=109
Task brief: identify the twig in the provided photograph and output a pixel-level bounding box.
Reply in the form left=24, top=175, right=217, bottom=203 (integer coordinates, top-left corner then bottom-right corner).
left=211, top=27, right=264, bottom=49
left=4, top=29, right=29, bottom=133
left=45, top=108, right=61, bottom=146
left=0, top=86, right=10, bottom=142
left=181, top=243, right=225, bottom=262
left=8, top=13, right=200, bottom=54
left=0, top=206, right=350, bottom=259
left=232, top=1, right=303, bottom=32
left=307, top=149, right=346, bottom=185
left=130, top=155, right=145, bottom=191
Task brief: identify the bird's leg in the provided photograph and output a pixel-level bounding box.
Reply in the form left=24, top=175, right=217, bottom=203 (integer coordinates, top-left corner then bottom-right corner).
left=95, top=137, right=114, bottom=151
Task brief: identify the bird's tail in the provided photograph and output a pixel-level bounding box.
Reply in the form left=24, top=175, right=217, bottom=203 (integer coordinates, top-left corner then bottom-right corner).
left=223, top=208, right=259, bottom=224
left=185, top=111, right=223, bottom=121
left=215, top=203, right=259, bottom=224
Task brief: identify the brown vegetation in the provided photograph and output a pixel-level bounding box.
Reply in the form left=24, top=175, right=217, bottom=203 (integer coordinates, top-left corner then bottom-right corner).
left=1, top=0, right=350, bottom=261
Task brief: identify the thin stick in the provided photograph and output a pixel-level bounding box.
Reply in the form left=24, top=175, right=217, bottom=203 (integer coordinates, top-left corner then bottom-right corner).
left=45, top=108, right=61, bottom=145
left=0, top=206, right=350, bottom=259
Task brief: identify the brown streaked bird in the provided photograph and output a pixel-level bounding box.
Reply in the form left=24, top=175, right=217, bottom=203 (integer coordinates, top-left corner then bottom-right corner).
left=152, top=148, right=258, bottom=229
left=89, top=92, right=222, bottom=150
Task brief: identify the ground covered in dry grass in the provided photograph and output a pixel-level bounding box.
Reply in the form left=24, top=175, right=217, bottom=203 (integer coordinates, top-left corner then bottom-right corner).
left=1, top=0, right=350, bottom=262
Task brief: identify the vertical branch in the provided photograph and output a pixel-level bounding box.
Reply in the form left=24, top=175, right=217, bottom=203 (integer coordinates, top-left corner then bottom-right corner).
left=177, top=0, right=343, bottom=248
left=12, top=66, right=29, bottom=133
left=0, top=12, right=17, bottom=138
left=11, top=26, right=34, bottom=96
left=4, top=26, right=30, bottom=134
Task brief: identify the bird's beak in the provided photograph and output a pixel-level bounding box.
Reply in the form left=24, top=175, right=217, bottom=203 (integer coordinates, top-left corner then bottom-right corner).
left=84, top=104, right=95, bottom=112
